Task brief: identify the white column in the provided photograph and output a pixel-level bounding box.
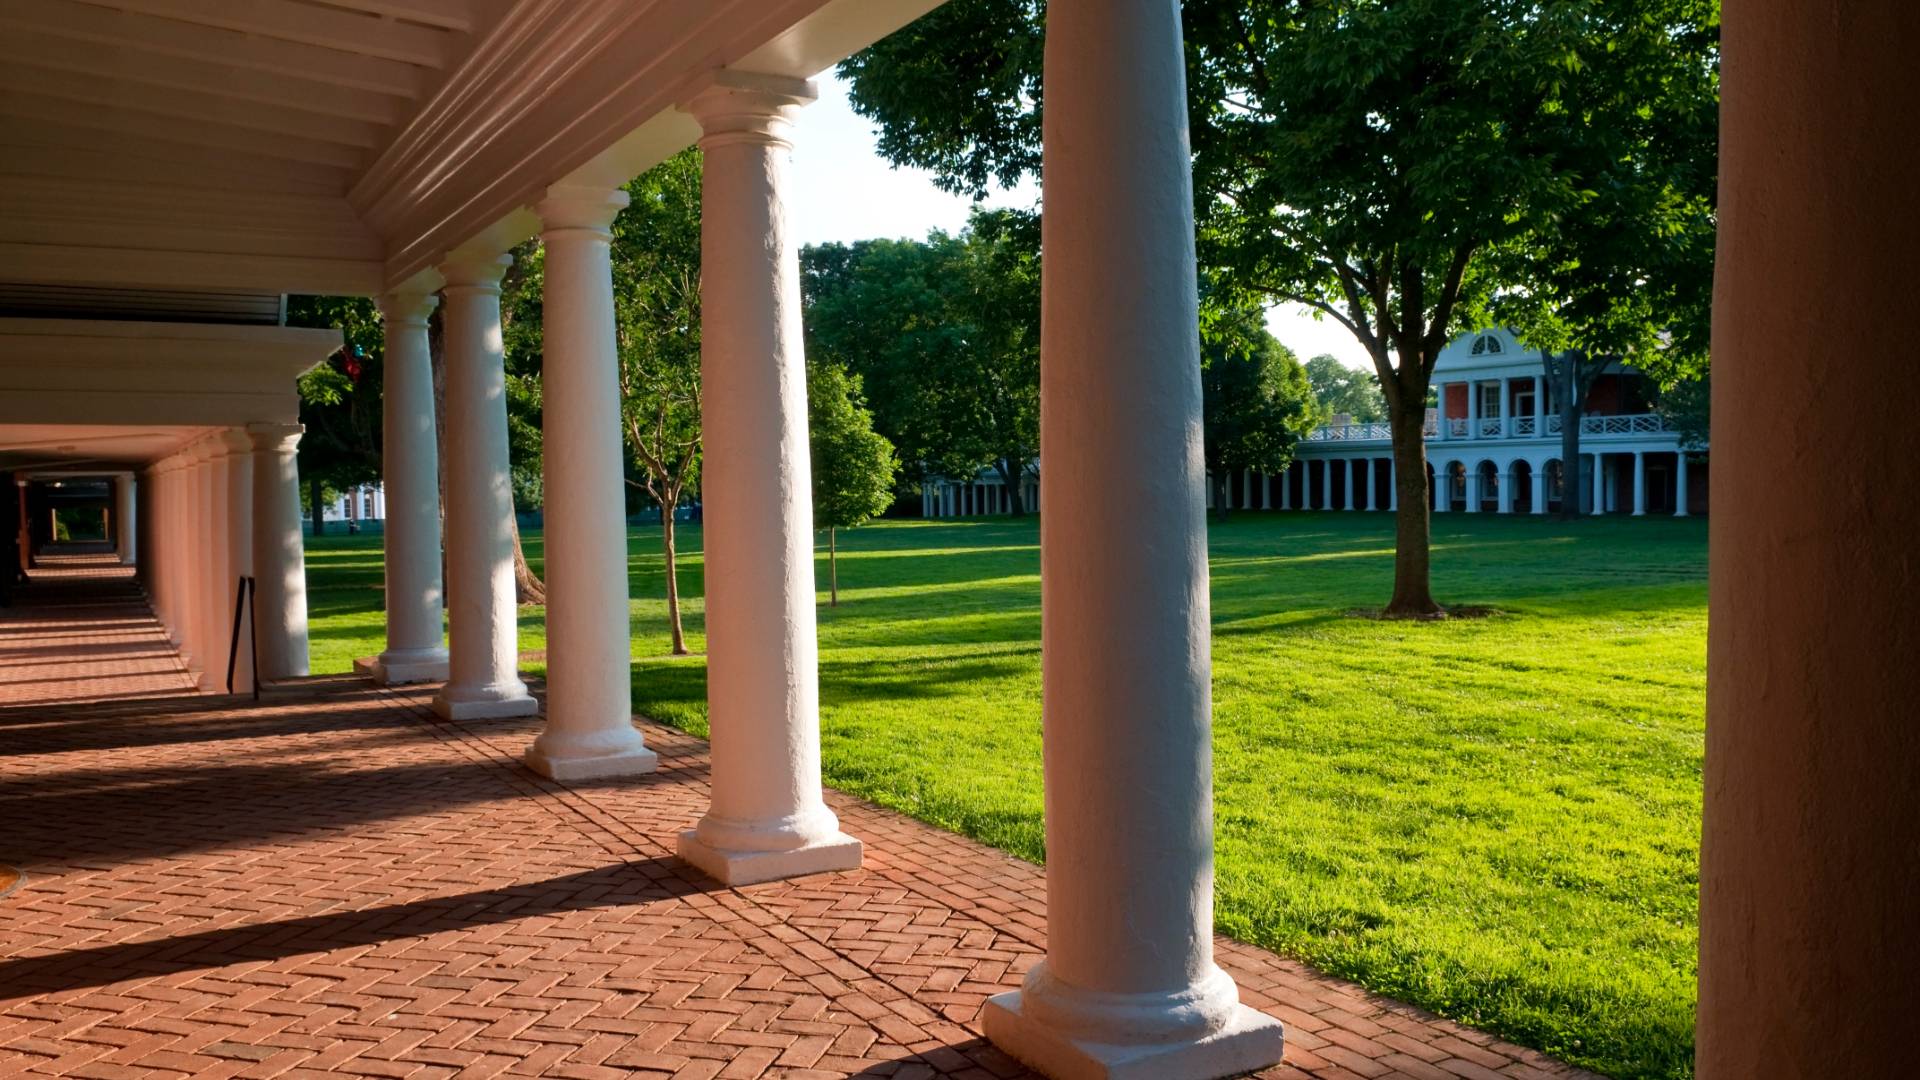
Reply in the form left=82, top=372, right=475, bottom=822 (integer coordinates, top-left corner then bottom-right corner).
left=1675, top=452, right=1691, bottom=517
left=1500, top=377, right=1514, bottom=437
left=1591, top=453, right=1607, bottom=515
left=1262, top=472, right=1272, bottom=510
left=147, top=465, right=174, bottom=641
left=677, top=74, right=861, bottom=886
left=1534, top=375, right=1547, bottom=426
left=433, top=254, right=537, bottom=720
left=218, top=429, right=254, bottom=693
left=1434, top=464, right=1450, bottom=512
left=1241, top=470, right=1252, bottom=510
left=361, top=291, right=451, bottom=686
left=980, top=3, right=1285, bottom=1076
left=372, top=485, right=385, bottom=520
left=1345, top=459, right=1359, bottom=510
left=1497, top=464, right=1514, bottom=514
left=1386, top=459, right=1398, bottom=511
left=1279, top=467, right=1291, bottom=510
left=189, top=441, right=216, bottom=681
left=1465, top=466, right=1481, bottom=513
left=525, top=184, right=658, bottom=781
left=247, top=423, right=310, bottom=680
left=1466, top=381, right=1480, bottom=439
left=200, top=440, right=235, bottom=692
left=1532, top=462, right=1549, bottom=515
left=1632, top=451, right=1648, bottom=515
left=114, top=474, right=136, bottom=565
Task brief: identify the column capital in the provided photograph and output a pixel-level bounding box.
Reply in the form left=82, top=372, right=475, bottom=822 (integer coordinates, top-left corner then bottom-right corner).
left=437, top=252, right=513, bottom=292
left=378, top=290, right=438, bottom=326
left=216, top=428, right=254, bottom=458
left=682, top=70, right=816, bottom=148
left=537, top=184, right=630, bottom=234
left=246, top=422, right=304, bottom=454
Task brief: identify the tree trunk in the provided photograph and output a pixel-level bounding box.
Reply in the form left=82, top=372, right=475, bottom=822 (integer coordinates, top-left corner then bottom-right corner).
left=995, top=459, right=1028, bottom=515
left=1385, top=408, right=1441, bottom=616
left=660, top=501, right=688, bottom=655
left=510, top=514, right=546, bottom=605
left=310, top=477, right=325, bottom=537
left=1212, top=472, right=1231, bottom=521
left=829, top=526, right=838, bottom=606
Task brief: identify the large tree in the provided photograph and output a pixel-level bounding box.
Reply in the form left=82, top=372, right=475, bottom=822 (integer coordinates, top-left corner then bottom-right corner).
left=287, top=295, right=383, bottom=539
left=808, top=360, right=899, bottom=605
left=1303, top=353, right=1386, bottom=423
left=843, top=0, right=1719, bottom=615
left=802, top=207, right=1040, bottom=512
left=1202, top=321, right=1323, bottom=519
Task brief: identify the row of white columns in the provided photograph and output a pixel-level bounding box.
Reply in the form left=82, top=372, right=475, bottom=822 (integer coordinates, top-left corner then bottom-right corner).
left=142, top=425, right=308, bottom=691
left=922, top=478, right=1037, bottom=517
left=356, top=8, right=1283, bottom=1073
left=1435, top=374, right=1548, bottom=440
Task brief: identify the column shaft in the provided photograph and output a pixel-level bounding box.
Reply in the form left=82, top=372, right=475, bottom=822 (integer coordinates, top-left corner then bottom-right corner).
left=248, top=424, right=310, bottom=680
left=434, top=255, right=537, bottom=720
left=1675, top=453, right=1690, bottom=517
left=362, top=292, right=450, bottom=685
left=114, top=475, right=136, bottom=565
left=981, top=1, right=1284, bottom=1074
left=1632, top=451, right=1648, bottom=515
left=526, top=185, right=657, bottom=780
left=1532, top=463, right=1549, bottom=515
left=1701, top=4, right=1916, bottom=1073
left=220, top=430, right=254, bottom=693
left=677, top=75, right=861, bottom=886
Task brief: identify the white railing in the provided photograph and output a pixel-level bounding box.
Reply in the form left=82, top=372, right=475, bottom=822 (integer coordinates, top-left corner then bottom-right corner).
left=1304, top=411, right=1671, bottom=446
left=1302, top=421, right=1393, bottom=442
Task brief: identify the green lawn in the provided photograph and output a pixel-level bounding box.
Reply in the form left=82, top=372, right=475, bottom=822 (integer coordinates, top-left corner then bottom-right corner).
left=305, top=512, right=1704, bottom=1079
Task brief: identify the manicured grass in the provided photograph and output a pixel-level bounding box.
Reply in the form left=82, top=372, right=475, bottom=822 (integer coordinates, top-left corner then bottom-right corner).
left=305, top=512, right=1705, bottom=1079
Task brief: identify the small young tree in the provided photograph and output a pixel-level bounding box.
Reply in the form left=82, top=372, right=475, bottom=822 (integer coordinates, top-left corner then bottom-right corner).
left=1202, top=319, right=1323, bottom=519
left=610, top=151, right=704, bottom=654
left=808, top=361, right=898, bottom=605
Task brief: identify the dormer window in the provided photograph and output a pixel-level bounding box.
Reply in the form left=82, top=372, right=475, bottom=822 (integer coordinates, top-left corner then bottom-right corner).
left=1471, top=333, right=1504, bottom=356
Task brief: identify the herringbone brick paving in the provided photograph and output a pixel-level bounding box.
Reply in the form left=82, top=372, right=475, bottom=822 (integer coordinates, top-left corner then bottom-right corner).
left=0, top=557, right=1599, bottom=1079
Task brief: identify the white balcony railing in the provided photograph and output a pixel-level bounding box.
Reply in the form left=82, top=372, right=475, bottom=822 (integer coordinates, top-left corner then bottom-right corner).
left=1303, top=411, right=1672, bottom=445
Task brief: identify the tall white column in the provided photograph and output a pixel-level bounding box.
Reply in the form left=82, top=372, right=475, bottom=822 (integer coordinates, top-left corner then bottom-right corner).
left=1465, top=466, right=1481, bottom=513
left=218, top=429, right=254, bottom=693
left=360, top=291, right=451, bottom=685
left=1532, top=462, right=1549, bottom=515
left=247, top=423, right=309, bottom=680
left=677, top=74, right=861, bottom=886
left=200, top=441, right=235, bottom=692
left=1385, top=459, right=1398, bottom=511
left=1534, top=375, right=1547, bottom=427
left=980, top=2, right=1285, bottom=1076
left=1500, top=377, right=1514, bottom=437
left=433, top=254, right=538, bottom=720
left=147, top=465, right=174, bottom=641
left=1262, top=472, right=1272, bottom=510
left=1632, top=451, right=1648, bottom=515
left=1675, top=452, right=1691, bottom=517
left=1279, top=467, right=1292, bottom=510
left=1497, top=465, right=1515, bottom=513
left=525, top=184, right=658, bottom=781
left=1346, top=459, right=1359, bottom=510
left=1434, top=464, right=1451, bottom=512
left=114, top=474, right=136, bottom=565
left=1591, top=453, right=1607, bottom=515
left=188, top=441, right=216, bottom=680
left=1466, top=381, right=1480, bottom=439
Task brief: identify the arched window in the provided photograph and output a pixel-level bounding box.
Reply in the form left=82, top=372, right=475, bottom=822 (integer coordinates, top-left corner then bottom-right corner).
left=1471, top=333, right=1504, bottom=356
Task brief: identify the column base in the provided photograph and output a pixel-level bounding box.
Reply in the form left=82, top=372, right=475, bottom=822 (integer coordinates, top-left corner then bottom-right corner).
left=983, top=991, right=1285, bottom=1080
left=432, top=684, right=539, bottom=720
left=676, top=829, right=863, bottom=887
left=355, top=649, right=450, bottom=686
left=525, top=743, right=658, bottom=782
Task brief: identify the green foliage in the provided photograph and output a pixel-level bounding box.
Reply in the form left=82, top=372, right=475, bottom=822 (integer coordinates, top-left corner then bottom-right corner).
left=1304, top=353, right=1388, bottom=422
left=499, top=238, right=549, bottom=493
left=1201, top=316, right=1323, bottom=509
left=304, top=512, right=1707, bottom=1079
left=1656, top=374, right=1709, bottom=451
left=803, top=207, right=1040, bottom=505
left=808, top=361, right=899, bottom=531
left=287, top=295, right=384, bottom=493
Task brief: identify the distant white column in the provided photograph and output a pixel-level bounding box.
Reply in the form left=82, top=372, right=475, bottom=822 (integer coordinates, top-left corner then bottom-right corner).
left=1345, top=459, right=1359, bottom=510
left=1500, top=377, right=1514, bottom=437
left=677, top=74, right=861, bottom=886
left=1675, top=452, right=1691, bottom=517
left=1262, top=472, right=1272, bottom=510
left=1632, top=451, right=1648, bottom=515
left=981, top=2, right=1285, bottom=1076
left=361, top=290, right=450, bottom=686
left=190, top=441, right=217, bottom=681
left=1436, top=385, right=1452, bottom=441
left=1386, top=458, right=1398, bottom=511
left=1434, top=464, right=1451, bottom=512
left=1241, top=469, right=1252, bottom=509
left=433, top=253, right=537, bottom=720
left=1534, top=375, right=1547, bottom=427
left=1497, top=465, right=1515, bottom=513
left=247, top=423, right=310, bottom=680
left=114, top=474, right=136, bottom=565
left=1532, top=462, right=1549, bottom=515
left=1279, top=467, right=1292, bottom=510
left=1591, top=453, right=1607, bottom=515
left=218, top=429, right=254, bottom=693
left=526, top=183, right=658, bottom=781
left=1466, top=381, right=1480, bottom=439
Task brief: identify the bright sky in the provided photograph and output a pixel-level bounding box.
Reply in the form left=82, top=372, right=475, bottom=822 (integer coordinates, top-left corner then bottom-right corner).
left=786, top=73, right=1378, bottom=373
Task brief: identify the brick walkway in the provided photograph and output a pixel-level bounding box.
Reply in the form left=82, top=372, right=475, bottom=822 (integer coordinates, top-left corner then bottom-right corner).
left=0, top=557, right=1597, bottom=1080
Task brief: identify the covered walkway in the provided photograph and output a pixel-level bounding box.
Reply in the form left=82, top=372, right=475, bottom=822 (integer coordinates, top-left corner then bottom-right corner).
left=0, top=563, right=1592, bottom=1080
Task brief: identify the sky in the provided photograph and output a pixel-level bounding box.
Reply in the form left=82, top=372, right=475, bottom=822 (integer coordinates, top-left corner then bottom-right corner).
left=785, top=74, right=1377, bottom=372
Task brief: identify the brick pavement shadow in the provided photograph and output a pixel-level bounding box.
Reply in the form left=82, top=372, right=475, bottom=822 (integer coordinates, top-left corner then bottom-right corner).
left=852, top=1038, right=1038, bottom=1079
left=0, top=859, right=717, bottom=999
left=0, top=689, right=441, bottom=753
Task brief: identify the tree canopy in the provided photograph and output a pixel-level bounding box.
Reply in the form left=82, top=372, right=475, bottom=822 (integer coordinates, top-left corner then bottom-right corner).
left=1202, top=319, right=1322, bottom=517
left=1304, top=353, right=1386, bottom=423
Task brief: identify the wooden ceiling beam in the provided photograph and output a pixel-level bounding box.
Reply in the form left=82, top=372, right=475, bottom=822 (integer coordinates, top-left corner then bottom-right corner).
left=0, top=67, right=387, bottom=149
left=64, top=0, right=454, bottom=68
left=315, top=0, right=476, bottom=33
left=7, top=29, right=407, bottom=125
left=0, top=0, right=428, bottom=97
left=0, top=93, right=368, bottom=170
